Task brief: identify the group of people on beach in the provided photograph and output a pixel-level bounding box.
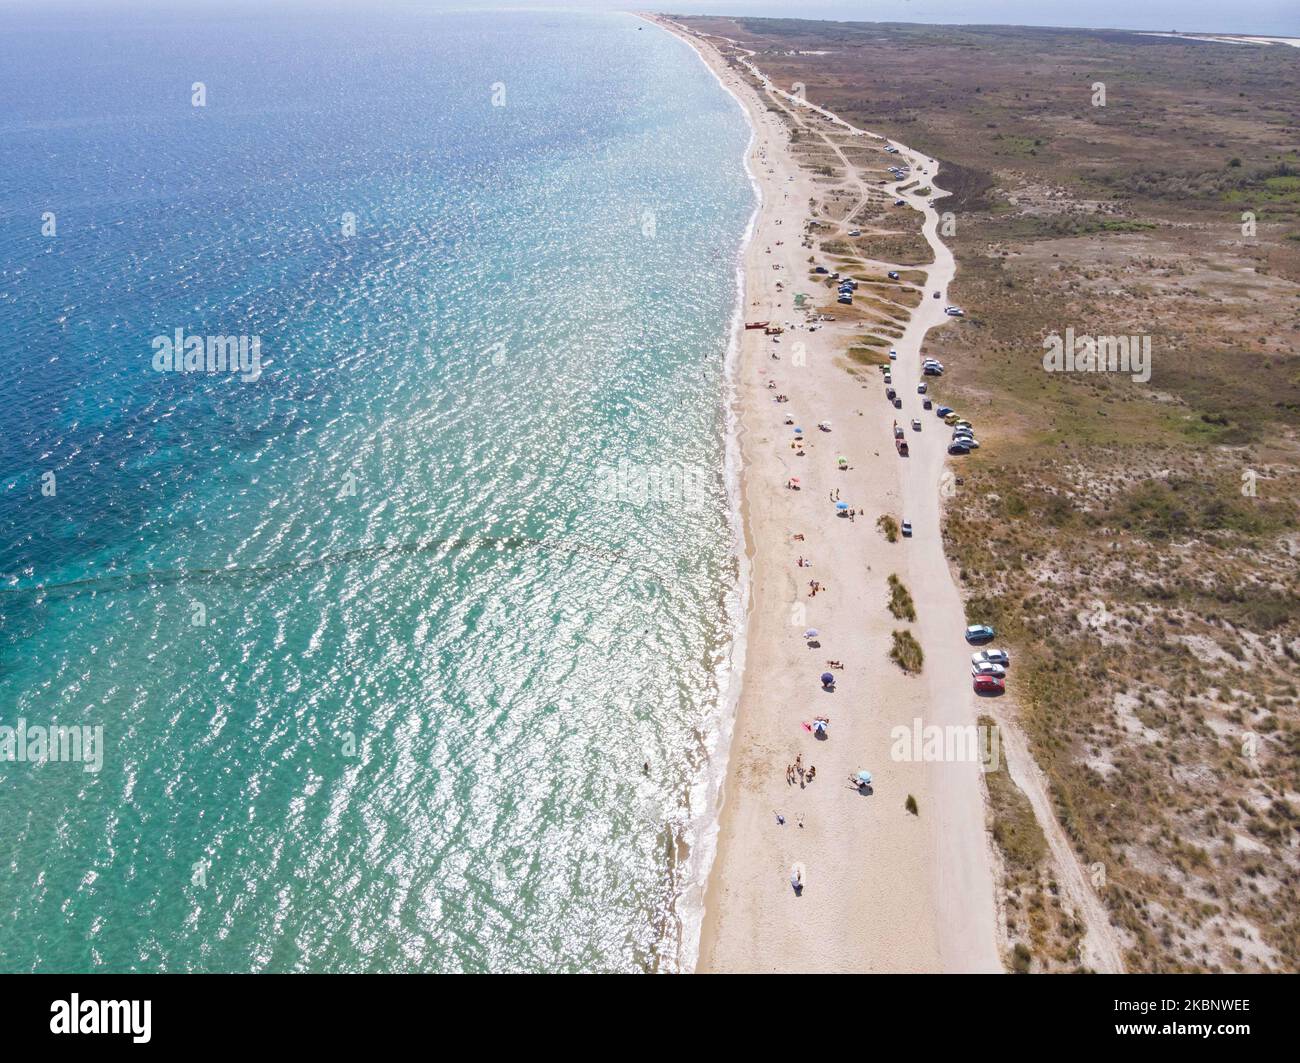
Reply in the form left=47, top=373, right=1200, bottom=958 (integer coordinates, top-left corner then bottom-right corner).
left=786, top=754, right=816, bottom=787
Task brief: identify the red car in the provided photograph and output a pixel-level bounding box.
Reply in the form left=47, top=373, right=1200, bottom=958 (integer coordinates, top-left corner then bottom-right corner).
left=974, top=674, right=1004, bottom=694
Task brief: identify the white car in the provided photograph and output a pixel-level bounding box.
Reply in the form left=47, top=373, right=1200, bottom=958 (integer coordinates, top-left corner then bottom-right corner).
left=971, top=661, right=1007, bottom=678
left=972, top=649, right=1010, bottom=667
left=944, top=306, right=965, bottom=317
left=889, top=349, right=898, bottom=360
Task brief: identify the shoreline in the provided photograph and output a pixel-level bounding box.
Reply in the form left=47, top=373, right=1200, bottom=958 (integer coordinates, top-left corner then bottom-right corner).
left=645, top=14, right=1003, bottom=973
left=671, top=39, right=763, bottom=969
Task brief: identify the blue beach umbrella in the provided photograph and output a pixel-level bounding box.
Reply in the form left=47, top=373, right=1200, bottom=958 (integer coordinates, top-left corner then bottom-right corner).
left=804, top=629, right=819, bottom=639
left=820, top=672, right=835, bottom=685
left=835, top=501, right=849, bottom=511
left=855, top=770, right=873, bottom=785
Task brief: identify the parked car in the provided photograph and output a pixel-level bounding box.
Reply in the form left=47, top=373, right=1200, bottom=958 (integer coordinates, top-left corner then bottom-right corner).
left=972, top=649, right=1011, bottom=667
left=944, top=412, right=960, bottom=425
left=974, top=674, right=1005, bottom=694
left=917, top=382, right=927, bottom=394
left=965, top=624, right=996, bottom=643
left=944, top=306, right=965, bottom=317
left=947, top=441, right=971, bottom=455
left=814, top=266, right=828, bottom=274
left=887, top=271, right=900, bottom=280
left=911, top=418, right=922, bottom=431
left=894, top=199, right=906, bottom=206
left=954, top=419, right=972, bottom=429
left=933, top=291, right=941, bottom=299
left=923, top=398, right=933, bottom=410
left=893, top=396, right=902, bottom=409
left=972, top=661, right=1007, bottom=678
left=901, top=520, right=913, bottom=537
left=886, top=387, right=897, bottom=400
left=936, top=405, right=953, bottom=417
left=889, top=349, right=898, bottom=360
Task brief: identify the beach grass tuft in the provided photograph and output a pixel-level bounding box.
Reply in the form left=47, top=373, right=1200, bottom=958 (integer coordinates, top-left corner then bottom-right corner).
left=889, top=629, right=924, bottom=673
left=887, top=574, right=916, bottom=621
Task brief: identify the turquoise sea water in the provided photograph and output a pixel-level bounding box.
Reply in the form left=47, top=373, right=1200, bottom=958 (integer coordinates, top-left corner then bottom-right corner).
left=0, top=5, right=753, bottom=971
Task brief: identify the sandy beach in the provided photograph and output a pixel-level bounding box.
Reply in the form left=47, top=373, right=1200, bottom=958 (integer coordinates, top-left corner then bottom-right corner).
left=647, top=15, right=1003, bottom=974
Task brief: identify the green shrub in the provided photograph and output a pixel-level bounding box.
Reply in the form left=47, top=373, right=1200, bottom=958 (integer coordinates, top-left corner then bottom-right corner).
left=888, top=574, right=917, bottom=621
left=890, top=629, right=924, bottom=673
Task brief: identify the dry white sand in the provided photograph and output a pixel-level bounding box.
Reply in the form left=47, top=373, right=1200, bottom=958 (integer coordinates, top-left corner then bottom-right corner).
left=647, top=15, right=1003, bottom=974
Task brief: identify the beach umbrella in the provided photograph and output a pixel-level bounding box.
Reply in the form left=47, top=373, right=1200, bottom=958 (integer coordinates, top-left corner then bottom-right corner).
left=855, top=770, right=873, bottom=785
left=835, top=501, right=849, bottom=511
left=820, top=672, right=835, bottom=685
left=804, top=629, right=819, bottom=639
left=837, top=456, right=848, bottom=466
left=793, top=427, right=804, bottom=435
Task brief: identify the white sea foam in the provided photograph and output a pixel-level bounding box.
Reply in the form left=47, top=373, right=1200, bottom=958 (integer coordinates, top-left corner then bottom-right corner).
left=646, top=13, right=763, bottom=973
